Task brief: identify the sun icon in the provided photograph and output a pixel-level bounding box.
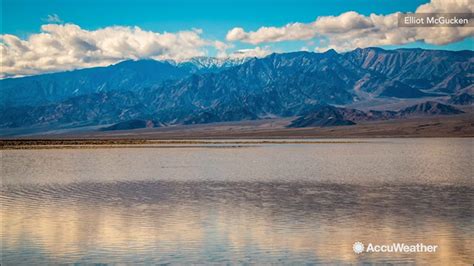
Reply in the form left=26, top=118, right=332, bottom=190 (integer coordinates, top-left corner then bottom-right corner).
left=353, top=241, right=365, bottom=254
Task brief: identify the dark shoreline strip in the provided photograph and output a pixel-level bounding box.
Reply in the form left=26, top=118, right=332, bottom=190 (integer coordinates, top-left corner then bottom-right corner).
left=0, top=140, right=365, bottom=150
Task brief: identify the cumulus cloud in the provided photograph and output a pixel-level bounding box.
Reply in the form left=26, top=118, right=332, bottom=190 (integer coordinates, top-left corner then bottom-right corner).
left=226, top=0, right=474, bottom=50
left=1, top=24, right=213, bottom=78
left=226, top=23, right=314, bottom=45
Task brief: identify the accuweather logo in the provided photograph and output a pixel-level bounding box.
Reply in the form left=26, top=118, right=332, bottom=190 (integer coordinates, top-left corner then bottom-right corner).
left=353, top=242, right=365, bottom=254
left=352, top=241, right=438, bottom=254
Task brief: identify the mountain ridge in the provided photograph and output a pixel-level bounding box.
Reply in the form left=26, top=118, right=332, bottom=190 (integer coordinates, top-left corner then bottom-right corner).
left=1, top=48, right=472, bottom=132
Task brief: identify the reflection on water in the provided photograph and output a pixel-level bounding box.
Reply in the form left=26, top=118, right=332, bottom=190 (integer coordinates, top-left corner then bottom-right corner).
left=1, top=138, right=473, bottom=264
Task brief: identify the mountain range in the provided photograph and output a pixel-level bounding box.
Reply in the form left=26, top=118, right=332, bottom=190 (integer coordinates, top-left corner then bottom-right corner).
left=0, top=47, right=472, bottom=134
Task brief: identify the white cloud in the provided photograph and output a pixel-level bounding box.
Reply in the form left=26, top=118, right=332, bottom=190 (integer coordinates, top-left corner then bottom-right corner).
left=226, top=0, right=474, bottom=50
left=44, top=14, right=63, bottom=23
left=416, top=0, right=472, bottom=13
left=226, top=23, right=315, bottom=45
left=1, top=24, right=214, bottom=78
left=228, top=46, right=272, bottom=59
left=226, top=28, right=248, bottom=42
left=313, top=11, right=373, bottom=34
left=214, top=40, right=234, bottom=58
left=213, top=40, right=272, bottom=59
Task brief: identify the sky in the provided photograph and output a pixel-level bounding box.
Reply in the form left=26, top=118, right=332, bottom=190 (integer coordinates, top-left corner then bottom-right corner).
left=1, top=0, right=473, bottom=77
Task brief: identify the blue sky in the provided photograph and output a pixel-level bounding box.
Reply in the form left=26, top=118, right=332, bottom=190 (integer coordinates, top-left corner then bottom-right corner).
left=3, top=0, right=472, bottom=49
left=1, top=0, right=473, bottom=77
left=2, top=0, right=426, bottom=35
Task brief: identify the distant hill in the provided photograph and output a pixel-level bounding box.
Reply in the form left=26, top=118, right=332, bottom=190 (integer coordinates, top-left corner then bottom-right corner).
left=448, top=93, right=474, bottom=105
left=288, top=102, right=464, bottom=128
left=398, top=101, right=465, bottom=116
left=288, top=105, right=357, bottom=127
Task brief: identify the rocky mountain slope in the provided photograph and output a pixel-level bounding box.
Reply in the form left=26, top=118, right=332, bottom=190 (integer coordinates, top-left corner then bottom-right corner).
left=344, top=48, right=473, bottom=94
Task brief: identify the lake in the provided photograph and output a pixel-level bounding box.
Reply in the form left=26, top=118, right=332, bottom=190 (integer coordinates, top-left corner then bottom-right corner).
left=1, top=138, right=472, bottom=264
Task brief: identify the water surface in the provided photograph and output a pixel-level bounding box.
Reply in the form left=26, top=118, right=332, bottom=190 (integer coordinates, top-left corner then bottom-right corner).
left=1, top=138, right=472, bottom=264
